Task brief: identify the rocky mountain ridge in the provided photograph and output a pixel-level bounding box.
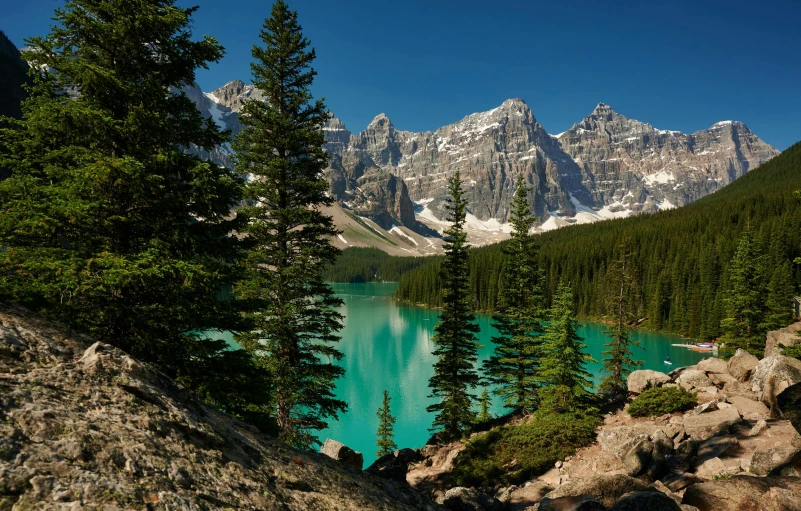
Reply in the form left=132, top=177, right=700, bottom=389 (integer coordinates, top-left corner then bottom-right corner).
left=189, top=80, right=779, bottom=245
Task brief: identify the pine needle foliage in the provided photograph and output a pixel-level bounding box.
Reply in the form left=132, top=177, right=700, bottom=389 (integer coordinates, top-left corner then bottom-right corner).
left=720, top=228, right=768, bottom=357
left=376, top=390, right=397, bottom=458
left=232, top=0, right=345, bottom=449
left=0, top=0, right=256, bottom=405
left=477, top=388, right=493, bottom=423
left=538, top=284, right=595, bottom=414
left=600, top=237, right=642, bottom=396
left=483, top=180, right=546, bottom=412
left=427, top=170, right=481, bottom=440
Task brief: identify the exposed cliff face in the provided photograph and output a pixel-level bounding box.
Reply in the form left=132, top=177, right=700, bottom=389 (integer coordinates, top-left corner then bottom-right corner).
left=0, top=304, right=440, bottom=510
left=188, top=80, right=779, bottom=239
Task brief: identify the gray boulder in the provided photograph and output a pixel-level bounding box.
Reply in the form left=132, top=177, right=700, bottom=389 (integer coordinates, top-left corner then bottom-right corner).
left=692, top=401, right=718, bottom=415
left=765, top=321, right=801, bottom=358
left=366, top=448, right=421, bottom=482
left=607, top=491, right=681, bottom=511
left=440, top=487, right=503, bottom=511
left=696, top=358, right=728, bottom=375
left=695, top=435, right=738, bottom=464
left=320, top=439, right=364, bottom=471
left=749, top=445, right=801, bottom=476
left=676, top=370, right=713, bottom=391
left=751, top=354, right=801, bottom=402
left=682, top=475, right=801, bottom=510
left=538, top=495, right=606, bottom=511
left=779, top=381, right=801, bottom=435
left=598, top=426, right=656, bottom=453
left=726, top=394, right=769, bottom=420
left=545, top=474, right=652, bottom=507
left=727, top=349, right=758, bottom=382
left=627, top=370, right=671, bottom=394
left=681, top=406, right=742, bottom=440
left=621, top=437, right=653, bottom=476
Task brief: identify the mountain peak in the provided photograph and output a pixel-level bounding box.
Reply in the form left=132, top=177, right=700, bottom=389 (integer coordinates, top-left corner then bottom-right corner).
left=368, top=113, right=393, bottom=128
left=591, top=102, right=615, bottom=115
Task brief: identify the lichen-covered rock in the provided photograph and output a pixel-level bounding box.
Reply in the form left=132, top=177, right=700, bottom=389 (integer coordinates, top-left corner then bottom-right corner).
left=681, top=406, right=742, bottom=441
left=544, top=474, right=652, bottom=507
left=321, top=439, right=364, bottom=471
left=620, top=437, right=653, bottom=476
left=749, top=446, right=801, bottom=476
left=0, top=305, right=440, bottom=510
left=682, top=475, right=801, bottom=511
left=607, top=491, right=681, bottom=511
left=440, top=487, right=503, bottom=511
left=677, top=370, right=713, bottom=391
left=627, top=370, right=671, bottom=394
left=598, top=425, right=657, bottom=453
left=727, top=349, right=759, bottom=382
left=538, top=494, right=606, bottom=511
left=751, top=355, right=801, bottom=402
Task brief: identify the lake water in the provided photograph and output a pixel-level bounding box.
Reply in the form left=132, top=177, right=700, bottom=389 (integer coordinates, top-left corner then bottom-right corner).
left=320, top=282, right=711, bottom=466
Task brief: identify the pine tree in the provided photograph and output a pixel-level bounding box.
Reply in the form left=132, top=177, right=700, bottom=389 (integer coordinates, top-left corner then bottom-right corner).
left=762, top=261, right=795, bottom=331
left=482, top=180, right=546, bottom=412
left=477, top=388, right=493, bottom=423
left=376, top=390, right=397, bottom=458
left=600, top=237, right=642, bottom=396
left=720, top=229, right=767, bottom=357
left=0, top=0, right=259, bottom=409
left=427, top=170, right=481, bottom=440
left=538, top=284, right=595, bottom=414
left=233, top=0, right=345, bottom=449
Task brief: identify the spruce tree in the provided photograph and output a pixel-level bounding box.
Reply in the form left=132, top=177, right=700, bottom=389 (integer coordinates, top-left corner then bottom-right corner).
left=762, top=260, right=795, bottom=331
left=477, top=388, right=493, bottom=423
left=0, top=0, right=254, bottom=401
left=376, top=390, right=397, bottom=458
left=483, top=179, right=545, bottom=412
left=539, top=284, right=595, bottom=414
left=721, top=229, right=767, bottom=357
left=600, top=237, right=642, bottom=396
left=427, top=170, right=481, bottom=440
left=233, top=0, right=345, bottom=449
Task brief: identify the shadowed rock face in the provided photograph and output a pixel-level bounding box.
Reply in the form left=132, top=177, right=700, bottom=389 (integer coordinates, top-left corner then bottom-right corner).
left=0, top=304, right=440, bottom=510
left=185, top=81, right=778, bottom=235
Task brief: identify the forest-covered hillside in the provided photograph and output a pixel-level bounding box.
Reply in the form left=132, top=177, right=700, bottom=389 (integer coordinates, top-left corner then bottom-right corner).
left=0, top=31, right=30, bottom=179
left=383, top=142, right=801, bottom=339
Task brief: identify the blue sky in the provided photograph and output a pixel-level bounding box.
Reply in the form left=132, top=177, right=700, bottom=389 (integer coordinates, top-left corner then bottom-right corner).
left=4, top=0, right=800, bottom=149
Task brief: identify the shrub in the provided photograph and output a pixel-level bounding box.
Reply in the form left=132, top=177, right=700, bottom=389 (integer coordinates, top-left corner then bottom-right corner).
left=781, top=343, right=801, bottom=360
left=627, top=386, right=697, bottom=417
left=446, top=411, right=601, bottom=487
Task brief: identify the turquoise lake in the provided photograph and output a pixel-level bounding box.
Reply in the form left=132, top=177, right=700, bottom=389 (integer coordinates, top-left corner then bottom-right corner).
left=318, top=282, right=711, bottom=466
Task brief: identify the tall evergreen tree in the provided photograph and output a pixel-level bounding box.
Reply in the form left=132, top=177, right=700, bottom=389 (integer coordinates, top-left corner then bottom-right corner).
left=376, top=390, right=397, bottom=458
left=0, top=0, right=253, bottom=398
left=600, top=237, right=642, bottom=396
left=477, top=388, right=493, bottom=423
left=233, top=0, right=345, bottom=449
left=762, top=260, right=795, bottom=331
left=428, top=170, right=481, bottom=440
left=538, top=284, right=595, bottom=414
left=720, top=229, right=767, bottom=357
left=483, top=180, right=545, bottom=412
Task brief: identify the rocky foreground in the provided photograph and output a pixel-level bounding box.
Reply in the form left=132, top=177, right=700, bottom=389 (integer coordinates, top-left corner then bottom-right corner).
left=397, top=324, right=801, bottom=511
left=0, top=304, right=440, bottom=510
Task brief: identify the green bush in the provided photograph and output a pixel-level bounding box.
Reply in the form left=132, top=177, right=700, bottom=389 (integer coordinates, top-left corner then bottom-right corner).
left=627, top=386, right=697, bottom=417
left=446, top=411, right=601, bottom=487
left=781, top=343, right=801, bottom=360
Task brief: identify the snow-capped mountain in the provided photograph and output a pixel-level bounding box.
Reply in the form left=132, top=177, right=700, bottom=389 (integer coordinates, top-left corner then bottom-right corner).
left=189, top=80, right=779, bottom=241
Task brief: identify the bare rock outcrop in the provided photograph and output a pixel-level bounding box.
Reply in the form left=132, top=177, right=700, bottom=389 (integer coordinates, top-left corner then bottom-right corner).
left=751, top=355, right=801, bottom=401
left=682, top=475, right=801, bottom=511
left=627, top=370, right=671, bottom=394
left=0, top=304, right=440, bottom=510
left=765, top=321, right=801, bottom=358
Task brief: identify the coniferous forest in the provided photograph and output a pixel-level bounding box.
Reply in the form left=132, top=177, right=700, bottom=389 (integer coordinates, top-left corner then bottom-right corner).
left=392, top=143, right=801, bottom=342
